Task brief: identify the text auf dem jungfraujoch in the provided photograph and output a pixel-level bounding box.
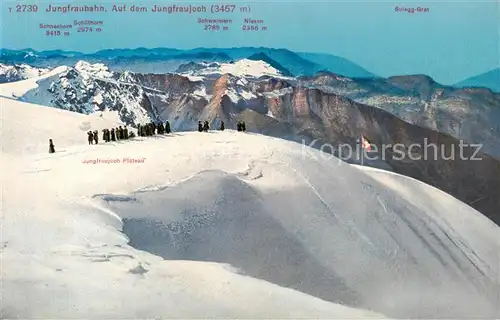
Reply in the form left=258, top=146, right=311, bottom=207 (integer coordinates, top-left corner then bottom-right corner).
left=45, top=4, right=209, bottom=14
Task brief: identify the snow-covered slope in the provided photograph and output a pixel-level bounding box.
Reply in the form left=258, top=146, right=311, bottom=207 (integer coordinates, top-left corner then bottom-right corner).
left=179, top=58, right=287, bottom=79
left=1, top=97, right=499, bottom=319
left=0, top=97, right=127, bottom=156
left=0, top=65, right=68, bottom=98
left=0, top=63, right=49, bottom=83
left=357, top=165, right=500, bottom=265
left=0, top=61, right=156, bottom=124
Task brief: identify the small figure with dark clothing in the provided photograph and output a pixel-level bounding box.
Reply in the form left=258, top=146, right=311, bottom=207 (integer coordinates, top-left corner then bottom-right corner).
left=102, top=129, right=107, bottom=142
left=49, top=139, right=55, bottom=153
left=118, top=126, right=123, bottom=140
left=220, top=121, right=225, bottom=131
left=124, top=127, right=129, bottom=139
left=165, top=121, right=171, bottom=134
left=203, top=121, right=209, bottom=132
left=93, top=130, right=98, bottom=144
left=237, top=122, right=242, bottom=132
left=87, top=131, right=94, bottom=145
left=198, top=121, right=203, bottom=132
left=111, top=128, right=116, bottom=141
left=137, top=124, right=142, bottom=137
left=241, top=121, right=246, bottom=132
left=116, top=127, right=120, bottom=140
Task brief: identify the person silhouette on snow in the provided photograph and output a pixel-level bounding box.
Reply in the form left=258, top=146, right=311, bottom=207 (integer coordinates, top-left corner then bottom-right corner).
left=49, top=139, right=55, bottom=153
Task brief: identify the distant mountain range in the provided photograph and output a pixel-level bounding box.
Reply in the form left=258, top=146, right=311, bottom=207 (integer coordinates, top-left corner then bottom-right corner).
left=455, top=68, right=500, bottom=93
left=0, top=47, right=376, bottom=79
left=2, top=47, right=498, bottom=93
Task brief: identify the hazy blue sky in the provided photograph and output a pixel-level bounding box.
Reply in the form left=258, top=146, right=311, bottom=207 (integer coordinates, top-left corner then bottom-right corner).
left=1, top=0, right=498, bottom=84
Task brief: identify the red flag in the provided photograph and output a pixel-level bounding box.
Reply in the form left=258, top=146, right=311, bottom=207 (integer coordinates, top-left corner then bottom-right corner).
left=361, top=136, right=371, bottom=151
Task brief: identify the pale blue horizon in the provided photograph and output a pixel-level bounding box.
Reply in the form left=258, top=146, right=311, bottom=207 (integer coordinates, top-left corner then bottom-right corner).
left=1, top=0, right=498, bottom=84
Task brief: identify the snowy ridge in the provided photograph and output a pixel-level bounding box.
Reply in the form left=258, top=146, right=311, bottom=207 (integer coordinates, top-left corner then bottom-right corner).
left=355, top=164, right=499, bottom=280
left=219, top=58, right=282, bottom=77
left=0, top=65, right=68, bottom=98
left=0, top=61, right=155, bottom=124
left=0, top=63, right=49, bottom=83
left=179, top=58, right=287, bottom=79
left=1, top=97, right=499, bottom=319
left=117, top=70, right=136, bottom=83
left=74, top=60, right=114, bottom=79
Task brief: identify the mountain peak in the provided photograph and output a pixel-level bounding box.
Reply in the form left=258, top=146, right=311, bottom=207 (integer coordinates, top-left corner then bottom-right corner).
left=246, top=52, right=292, bottom=77
left=214, top=59, right=283, bottom=78
left=387, top=74, right=437, bottom=85
left=74, top=60, right=113, bottom=78
left=455, top=68, right=500, bottom=93
left=386, top=74, right=441, bottom=98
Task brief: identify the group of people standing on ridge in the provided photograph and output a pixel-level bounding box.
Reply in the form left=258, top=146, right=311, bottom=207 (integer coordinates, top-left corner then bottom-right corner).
left=198, top=120, right=215, bottom=132
left=48, top=119, right=248, bottom=153
left=88, top=126, right=132, bottom=145
left=137, top=121, right=171, bottom=136
left=197, top=120, right=246, bottom=132
left=237, top=121, right=246, bottom=132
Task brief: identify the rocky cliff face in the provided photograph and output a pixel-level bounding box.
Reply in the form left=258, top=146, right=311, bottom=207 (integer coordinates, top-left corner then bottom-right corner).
left=299, top=73, right=500, bottom=158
